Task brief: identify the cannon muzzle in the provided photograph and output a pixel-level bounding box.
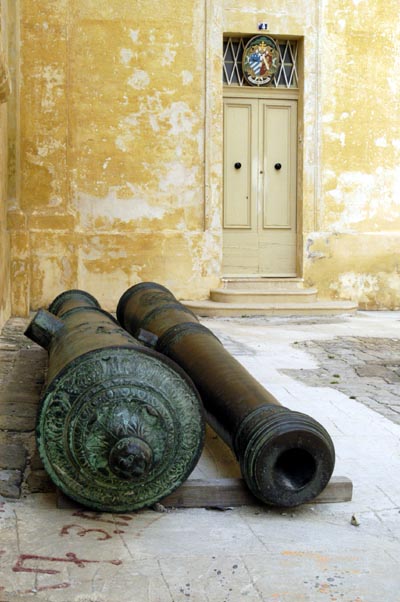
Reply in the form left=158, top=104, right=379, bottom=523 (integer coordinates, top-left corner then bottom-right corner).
left=25, top=289, right=205, bottom=512
left=117, top=282, right=335, bottom=508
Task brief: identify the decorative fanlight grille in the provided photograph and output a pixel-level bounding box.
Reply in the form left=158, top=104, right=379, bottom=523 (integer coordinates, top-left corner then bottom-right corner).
left=223, top=37, right=299, bottom=88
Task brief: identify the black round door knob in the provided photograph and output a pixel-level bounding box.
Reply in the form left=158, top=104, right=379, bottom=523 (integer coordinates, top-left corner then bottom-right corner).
left=274, top=163, right=282, bottom=170
left=234, top=162, right=242, bottom=170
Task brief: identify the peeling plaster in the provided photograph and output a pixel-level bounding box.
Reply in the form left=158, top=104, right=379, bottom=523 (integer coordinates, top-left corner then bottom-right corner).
left=326, top=168, right=400, bottom=230
left=183, top=230, right=221, bottom=283
left=115, top=136, right=129, bottom=153
left=158, top=162, right=198, bottom=194
left=181, top=70, right=193, bottom=85
left=322, top=113, right=334, bottom=123
left=386, top=273, right=400, bottom=295
left=74, top=187, right=167, bottom=227
left=159, top=102, right=196, bottom=136
left=324, top=126, right=346, bottom=147
left=129, top=29, right=139, bottom=43
left=40, top=66, right=64, bottom=112
left=120, top=48, right=133, bottom=65
left=61, top=256, right=73, bottom=283
left=30, top=138, right=64, bottom=160
left=127, top=69, right=150, bottom=90
left=387, top=76, right=398, bottom=95
left=306, top=238, right=326, bottom=261
left=330, top=272, right=379, bottom=303
left=75, top=156, right=201, bottom=228
left=115, top=99, right=198, bottom=154
left=160, top=44, right=177, bottom=66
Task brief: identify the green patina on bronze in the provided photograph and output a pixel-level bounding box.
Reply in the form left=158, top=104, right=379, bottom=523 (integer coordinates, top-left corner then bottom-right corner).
left=25, top=290, right=205, bottom=512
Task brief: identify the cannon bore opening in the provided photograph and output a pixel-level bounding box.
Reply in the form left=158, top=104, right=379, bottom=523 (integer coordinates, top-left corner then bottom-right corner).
left=274, top=448, right=317, bottom=490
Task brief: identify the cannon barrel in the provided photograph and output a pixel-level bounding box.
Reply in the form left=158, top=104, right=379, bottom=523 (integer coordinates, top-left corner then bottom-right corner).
left=117, top=282, right=335, bottom=507
left=25, top=289, right=205, bottom=512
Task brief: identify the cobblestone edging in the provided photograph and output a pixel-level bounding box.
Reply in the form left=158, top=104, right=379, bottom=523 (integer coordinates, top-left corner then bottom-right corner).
left=0, top=317, right=54, bottom=498
left=284, top=337, right=400, bottom=426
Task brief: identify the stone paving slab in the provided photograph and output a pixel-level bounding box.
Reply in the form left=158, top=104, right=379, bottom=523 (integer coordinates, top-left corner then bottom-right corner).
left=0, top=491, right=399, bottom=602
left=281, top=337, right=400, bottom=425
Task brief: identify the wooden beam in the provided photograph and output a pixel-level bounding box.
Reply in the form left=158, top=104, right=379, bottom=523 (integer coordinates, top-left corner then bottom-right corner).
left=57, top=476, right=352, bottom=510
left=160, top=476, right=353, bottom=508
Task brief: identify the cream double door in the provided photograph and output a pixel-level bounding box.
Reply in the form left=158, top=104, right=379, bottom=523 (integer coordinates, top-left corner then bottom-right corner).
left=223, top=96, right=298, bottom=276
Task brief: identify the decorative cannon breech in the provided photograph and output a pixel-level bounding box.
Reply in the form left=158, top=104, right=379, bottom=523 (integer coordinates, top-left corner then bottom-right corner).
left=117, top=282, right=336, bottom=508
left=25, top=289, right=205, bottom=512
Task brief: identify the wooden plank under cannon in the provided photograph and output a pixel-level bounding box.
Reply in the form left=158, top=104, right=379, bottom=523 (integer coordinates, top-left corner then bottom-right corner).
left=57, top=476, right=352, bottom=509
left=159, top=476, right=353, bottom=508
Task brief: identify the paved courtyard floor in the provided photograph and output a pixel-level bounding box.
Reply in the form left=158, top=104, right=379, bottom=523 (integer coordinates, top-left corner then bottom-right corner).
left=1, top=311, right=399, bottom=602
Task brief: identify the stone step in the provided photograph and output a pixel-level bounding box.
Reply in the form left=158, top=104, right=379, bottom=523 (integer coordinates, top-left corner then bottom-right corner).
left=220, top=277, right=307, bottom=291
left=210, top=287, right=318, bottom=304
left=183, top=299, right=358, bottom=318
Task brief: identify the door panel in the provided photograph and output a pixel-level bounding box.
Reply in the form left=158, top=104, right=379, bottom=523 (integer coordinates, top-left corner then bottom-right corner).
left=261, top=102, right=293, bottom=228
left=223, top=97, right=297, bottom=276
left=223, top=100, right=257, bottom=228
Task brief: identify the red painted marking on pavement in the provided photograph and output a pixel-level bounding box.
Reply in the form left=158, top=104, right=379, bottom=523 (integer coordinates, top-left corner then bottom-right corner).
left=37, top=582, right=71, bottom=592
left=60, top=523, right=112, bottom=540
left=20, top=582, right=71, bottom=594
left=72, top=510, right=131, bottom=527
left=13, top=552, right=122, bottom=574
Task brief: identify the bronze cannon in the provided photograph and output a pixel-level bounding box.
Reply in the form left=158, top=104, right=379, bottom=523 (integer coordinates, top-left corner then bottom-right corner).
left=25, top=289, right=205, bottom=512
left=117, top=282, right=335, bottom=507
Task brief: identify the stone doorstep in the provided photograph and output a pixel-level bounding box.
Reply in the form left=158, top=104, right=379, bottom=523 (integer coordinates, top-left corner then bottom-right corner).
left=186, top=276, right=358, bottom=317
left=220, top=277, right=307, bottom=291
left=183, top=299, right=358, bottom=317
left=210, top=288, right=319, bottom=304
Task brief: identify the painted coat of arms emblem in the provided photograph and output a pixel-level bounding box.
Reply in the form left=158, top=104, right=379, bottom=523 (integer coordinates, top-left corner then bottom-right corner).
left=242, top=35, right=279, bottom=86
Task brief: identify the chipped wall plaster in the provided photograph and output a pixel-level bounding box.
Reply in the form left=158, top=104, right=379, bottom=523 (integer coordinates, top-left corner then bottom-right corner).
left=9, top=0, right=223, bottom=312
left=303, top=0, right=400, bottom=306
left=5, top=0, right=400, bottom=314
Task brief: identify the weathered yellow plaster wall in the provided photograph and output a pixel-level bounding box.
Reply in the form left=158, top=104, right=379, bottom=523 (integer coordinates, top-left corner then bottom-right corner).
left=0, top=0, right=11, bottom=328
left=8, top=0, right=400, bottom=313
left=303, top=0, right=400, bottom=308
left=10, top=0, right=222, bottom=313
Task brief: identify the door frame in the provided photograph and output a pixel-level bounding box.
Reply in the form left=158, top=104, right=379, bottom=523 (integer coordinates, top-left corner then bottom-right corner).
left=222, top=86, right=302, bottom=278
